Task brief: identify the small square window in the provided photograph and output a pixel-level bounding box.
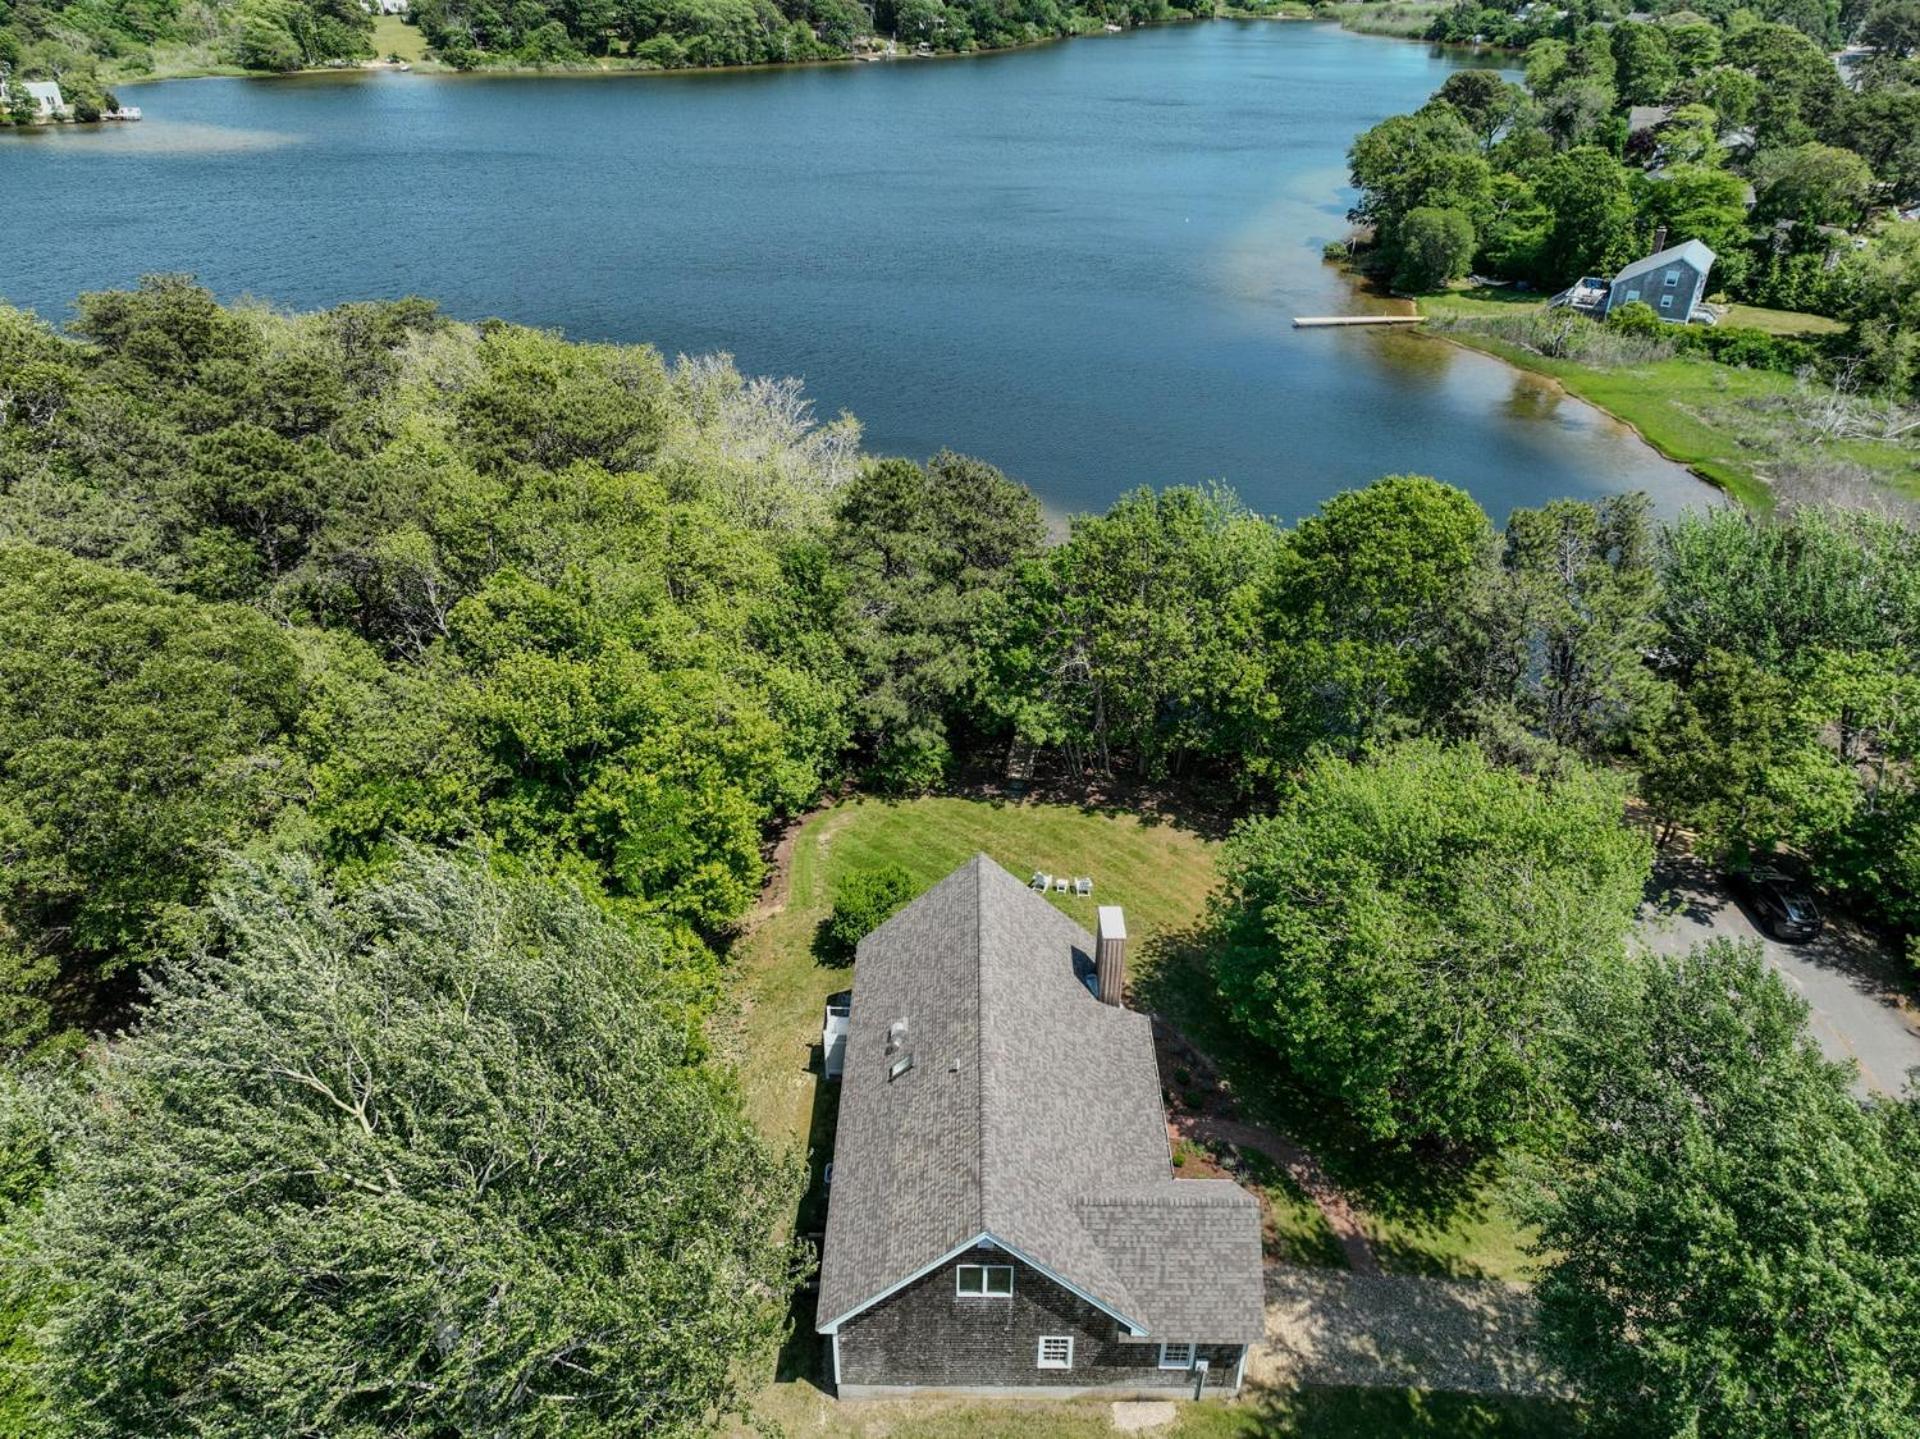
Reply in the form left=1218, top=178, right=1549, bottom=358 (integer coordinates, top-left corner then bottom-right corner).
left=1037, top=1335, right=1073, bottom=1369
left=955, top=1264, right=1014, bottom=1297
left=1664, top=271, right=1680, bottom=286
left=1624, top=289, right=1641, bottom=303
left=1659, top=295, right=1674, bottom=310
left=1158, top=1342, right=1195, bottom=1369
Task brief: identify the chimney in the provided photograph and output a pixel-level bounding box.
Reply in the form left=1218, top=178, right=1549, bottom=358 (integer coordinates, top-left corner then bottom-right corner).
left=1095, top=906, right=1127, bottom=1007
left=1651, top=224, right=1668, bottom=254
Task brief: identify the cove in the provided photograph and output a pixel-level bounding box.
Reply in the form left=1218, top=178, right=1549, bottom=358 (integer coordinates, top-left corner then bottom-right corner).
left=0, top=21, right=1717, bottom=521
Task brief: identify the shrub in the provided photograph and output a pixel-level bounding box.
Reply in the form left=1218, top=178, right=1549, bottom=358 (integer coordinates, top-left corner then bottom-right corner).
left=820, top=864, right=917, bottom=962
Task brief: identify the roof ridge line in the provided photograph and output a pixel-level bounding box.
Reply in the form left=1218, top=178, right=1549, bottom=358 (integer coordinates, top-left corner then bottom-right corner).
left=974, top=853, right=989, bottom=1236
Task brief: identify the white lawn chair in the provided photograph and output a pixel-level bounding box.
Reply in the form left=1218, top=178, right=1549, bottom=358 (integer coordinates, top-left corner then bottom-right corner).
left=1074, top=876, right=1093, bottom=896
left=1031, top=872, right=1052, bottom=891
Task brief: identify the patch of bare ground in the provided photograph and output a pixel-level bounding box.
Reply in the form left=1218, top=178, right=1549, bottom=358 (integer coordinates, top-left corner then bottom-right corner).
left=1255, top=1269, right=1568, bottom=1397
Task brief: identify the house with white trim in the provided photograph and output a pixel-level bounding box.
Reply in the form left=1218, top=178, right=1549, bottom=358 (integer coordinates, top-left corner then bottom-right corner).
left=1551, top=238, right=1717, bottom=324
left=814, top=855, right=1266, bottom=1399
left=1, top=78, right=65, bottom=119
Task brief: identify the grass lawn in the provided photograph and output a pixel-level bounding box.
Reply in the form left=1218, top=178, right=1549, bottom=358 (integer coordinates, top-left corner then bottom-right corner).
left=744, top=1384, right=1584, bottom=1436
left=372, top=15, right=431, bottom=61
left=1416, top=289, right=1919, bottom=511
left=1715, top=303, right=1847, bottom=336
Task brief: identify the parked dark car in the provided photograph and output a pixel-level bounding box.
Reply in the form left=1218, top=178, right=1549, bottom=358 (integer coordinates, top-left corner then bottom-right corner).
left=1733, top=866, right=1825, bottom=942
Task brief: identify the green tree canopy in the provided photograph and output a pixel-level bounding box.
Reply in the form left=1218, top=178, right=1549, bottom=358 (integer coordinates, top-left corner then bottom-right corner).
left=1533, top=146, right=1638, bottom=286
left=829, top=451, right=1043, bottom=791
left=1215, top=739, right=1651, bottom=1149
left=15, top=848, right=799, bottom=1438
left=1530, top=939, right=1920, bottom=1438
left=1263, top=476, right=1495, bottom=755
left=1392, top=205, right=1478, bottom=291
left=978, top=484, right=1280, bottom=782
left=0, top=544, right=301, bottom=1054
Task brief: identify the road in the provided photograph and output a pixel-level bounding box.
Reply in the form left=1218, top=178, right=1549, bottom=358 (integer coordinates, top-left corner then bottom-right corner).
left=1638, top=860, right=1920, bottom=1100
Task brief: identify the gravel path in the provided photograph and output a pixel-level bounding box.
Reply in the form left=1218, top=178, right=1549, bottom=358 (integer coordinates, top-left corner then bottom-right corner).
left=1250, top=1268, right=1567, bottom=1397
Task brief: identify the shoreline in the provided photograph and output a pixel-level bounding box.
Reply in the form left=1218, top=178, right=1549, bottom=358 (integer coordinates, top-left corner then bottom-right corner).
left=1326, top=264, right=1749, bottom=511
left=92, top=8, right=1493, bottom=88
left=1420, top=322, right=1759, bottom=510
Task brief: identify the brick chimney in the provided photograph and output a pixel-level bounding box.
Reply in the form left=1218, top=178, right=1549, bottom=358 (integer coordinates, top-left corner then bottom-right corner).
left=1651, top=224, right=1668, bottom=254
left=1095, top=906, right=1127, bottom=1007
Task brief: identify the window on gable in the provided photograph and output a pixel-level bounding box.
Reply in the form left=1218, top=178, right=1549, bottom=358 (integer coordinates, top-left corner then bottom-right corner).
left=1037, top=1335, right=1074, bottom=1369
left=1660, top=294, right=1674, bottom=310
left=1624, top=288, right=1641, bottom=303
left=955, top=1264, right=1014, bottom=1297
left=1158, top=1342, right=1196, bottom=1369
left=1664, top=271, right=1679, bottom=287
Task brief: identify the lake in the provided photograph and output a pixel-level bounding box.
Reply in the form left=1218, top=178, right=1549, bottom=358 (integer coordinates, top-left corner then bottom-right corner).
left=0, top=22, right=1714, bottom=522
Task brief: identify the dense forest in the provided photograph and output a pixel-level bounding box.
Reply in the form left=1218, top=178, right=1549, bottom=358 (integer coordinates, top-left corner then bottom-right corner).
left=0, top=0, right=1202, bottom=83
left=1347, top=0, right=1920, bottom=397
left=3, top=280, right=1920, bottom=1431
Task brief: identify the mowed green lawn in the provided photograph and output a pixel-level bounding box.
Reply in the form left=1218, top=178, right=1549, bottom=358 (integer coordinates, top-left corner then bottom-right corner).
left=372, top=14, right=430, bottom=60
left=723, top=796, right=1554, bottom=1436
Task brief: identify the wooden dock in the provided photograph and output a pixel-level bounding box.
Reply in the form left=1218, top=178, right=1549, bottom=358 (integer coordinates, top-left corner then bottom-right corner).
left=1292, top=315, right=1425, bottom=328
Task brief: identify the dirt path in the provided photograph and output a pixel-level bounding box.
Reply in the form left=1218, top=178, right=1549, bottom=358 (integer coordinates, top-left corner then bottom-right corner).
left=1153, top=1018, right=1383, bottom=1275
left=1172, top=1112, right=1383, bottom=1276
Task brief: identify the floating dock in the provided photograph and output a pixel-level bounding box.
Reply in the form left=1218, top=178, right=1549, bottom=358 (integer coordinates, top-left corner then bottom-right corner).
left=1292, top=315, right=1425, bottom=328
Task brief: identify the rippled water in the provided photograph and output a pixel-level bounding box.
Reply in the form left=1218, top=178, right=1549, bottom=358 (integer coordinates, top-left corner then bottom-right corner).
left=0, top=22, right=1716, bottom=521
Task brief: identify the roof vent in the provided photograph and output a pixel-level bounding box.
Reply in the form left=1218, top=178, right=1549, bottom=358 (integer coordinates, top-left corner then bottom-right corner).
left=886, top=1018, right=909, bottom=1055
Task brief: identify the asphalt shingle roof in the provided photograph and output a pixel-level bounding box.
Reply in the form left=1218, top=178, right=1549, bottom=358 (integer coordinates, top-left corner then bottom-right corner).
left=1612, top=238, right=1715, bottom=290
left=816, top=855, right=1265, bottom=1344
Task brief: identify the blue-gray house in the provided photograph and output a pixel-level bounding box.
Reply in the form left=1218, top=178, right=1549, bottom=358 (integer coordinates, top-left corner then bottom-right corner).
left=1554, top=238, right=1716, bottom=324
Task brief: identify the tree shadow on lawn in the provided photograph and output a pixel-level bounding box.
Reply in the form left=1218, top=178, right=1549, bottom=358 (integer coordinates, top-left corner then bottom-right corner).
left=942, top=756, right=1244, bottom=841
left=1134, top=922, right=1505, bottom=1262
left=773, top=1040, right=841, bottom=1390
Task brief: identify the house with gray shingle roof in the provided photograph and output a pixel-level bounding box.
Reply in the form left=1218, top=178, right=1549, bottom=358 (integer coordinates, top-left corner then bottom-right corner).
left=815, top=855, right=1265, bottom=1399
left=1550, top=238, right=1717, bottom=324
left=1601, top=238, right=1715, bottom=321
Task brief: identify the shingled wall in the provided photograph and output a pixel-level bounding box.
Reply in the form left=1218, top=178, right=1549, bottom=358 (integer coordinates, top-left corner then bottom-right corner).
left=834, top=1245, right=1244, bottom=1397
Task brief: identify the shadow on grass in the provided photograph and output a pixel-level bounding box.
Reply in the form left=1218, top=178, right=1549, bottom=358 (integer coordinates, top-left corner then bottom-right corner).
left=942, top=756, right=1246, bottom=841
left=809, top=917, right=855, bottom=968
left=1226, top=1385, right=1586, bottom=1438
left=1134, top=921, right=1507, bottom=1268
left=773, top=1042, right=841, bottom=1389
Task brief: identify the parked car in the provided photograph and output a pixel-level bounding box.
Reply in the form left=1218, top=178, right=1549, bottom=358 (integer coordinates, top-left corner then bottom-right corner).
left=1733, top=866, right=1825, bottom=942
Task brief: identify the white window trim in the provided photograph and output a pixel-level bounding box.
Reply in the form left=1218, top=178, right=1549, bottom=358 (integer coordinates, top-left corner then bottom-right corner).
left=955, top=1263, right=1014, bottom=1298
left=1036, top=1335, right=1074, bottom=1370
left=1158, top=1341, right=1195, bottom=1370
left=1659, top=294, right=1674, bottom=309
left=1664, top=271, right=1680, bottom=286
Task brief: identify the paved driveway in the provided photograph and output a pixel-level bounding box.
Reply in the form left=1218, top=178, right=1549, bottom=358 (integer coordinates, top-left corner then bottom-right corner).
left=1639, top=860, right=1920, bottom=1099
